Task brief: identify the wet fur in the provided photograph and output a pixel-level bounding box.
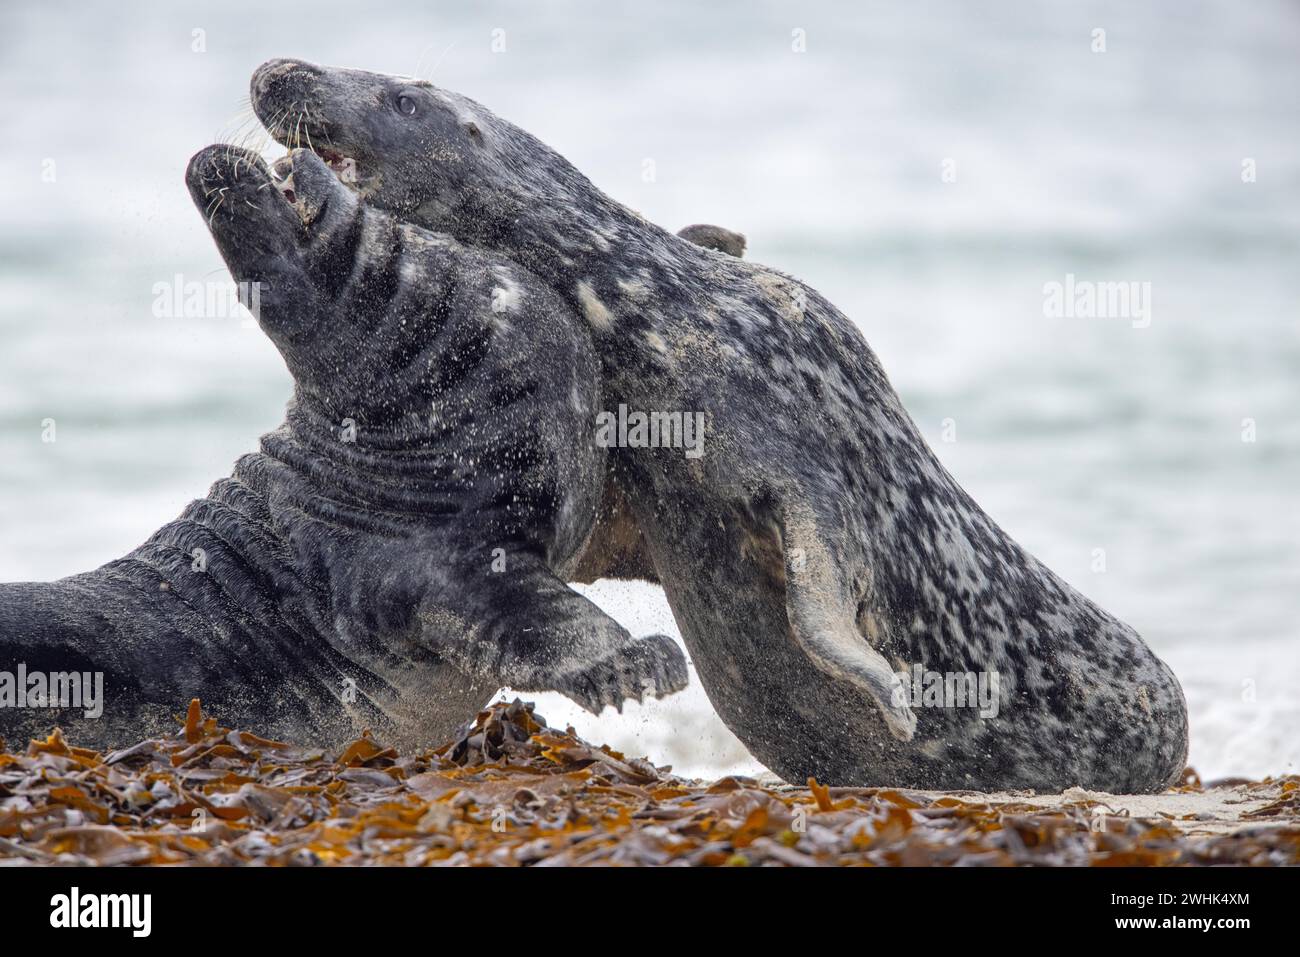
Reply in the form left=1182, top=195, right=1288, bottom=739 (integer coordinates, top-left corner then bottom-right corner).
left=249, top=59, right=1190, bottom=791
left=0, top=145, right=687, bottom=751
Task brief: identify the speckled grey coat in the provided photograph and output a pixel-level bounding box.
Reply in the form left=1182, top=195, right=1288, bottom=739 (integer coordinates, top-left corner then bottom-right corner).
left=0, top=145, right=686, bottom=751
left=248, top=59, right=1190, bottom=792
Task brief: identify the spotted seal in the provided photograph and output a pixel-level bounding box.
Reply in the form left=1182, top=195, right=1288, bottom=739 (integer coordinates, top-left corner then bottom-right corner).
left=249, top=59, right=1189, bottom=792
left=0, top=143, right=688, bottom=751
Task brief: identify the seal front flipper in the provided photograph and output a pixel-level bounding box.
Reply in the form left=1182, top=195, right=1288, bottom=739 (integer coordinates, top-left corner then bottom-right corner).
left=777, top=499, right=917, bottom=741
left=402, top=548, right=689, bottom=714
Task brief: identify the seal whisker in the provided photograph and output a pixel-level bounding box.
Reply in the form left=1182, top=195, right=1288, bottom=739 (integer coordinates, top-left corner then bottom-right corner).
left=257, top=102, right=294, bottom=155
left=421, top=39, right=458, bottom=81
left=412, top=42, right=436, bottom=80
left=215, top=102, right=266, bottom=157
left=303, top=104, right=337, bottom=151
left=254, top=105, right=292, bottom=158
left=273, top=104, right=295, bottom=145
left=205, top=186, right=229, bottom=225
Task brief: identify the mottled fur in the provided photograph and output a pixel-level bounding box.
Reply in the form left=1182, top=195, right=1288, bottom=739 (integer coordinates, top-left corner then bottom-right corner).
left=0, top=145, right=686, bottom=751
left=250, top=59, right=1190, bottom=791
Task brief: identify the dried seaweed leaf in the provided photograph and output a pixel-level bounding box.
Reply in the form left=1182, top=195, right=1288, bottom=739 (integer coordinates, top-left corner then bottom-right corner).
left=0, top=702, right=1295, bottom=867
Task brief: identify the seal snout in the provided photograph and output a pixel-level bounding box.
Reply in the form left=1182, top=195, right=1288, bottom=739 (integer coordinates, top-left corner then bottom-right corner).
left=185, top=144, right=308, bottom=255
left=251, top=57, right=322, bottom=106
left=185, top=144, right=271, bottom=211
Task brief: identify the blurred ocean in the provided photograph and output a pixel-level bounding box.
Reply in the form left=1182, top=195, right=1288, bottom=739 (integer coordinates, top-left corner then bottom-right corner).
left=1, top=0, right=1296, bottom=780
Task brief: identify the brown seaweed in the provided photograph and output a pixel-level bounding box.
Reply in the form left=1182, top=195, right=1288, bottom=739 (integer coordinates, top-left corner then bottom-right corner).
left=0, top=699, right=1296, bottom=867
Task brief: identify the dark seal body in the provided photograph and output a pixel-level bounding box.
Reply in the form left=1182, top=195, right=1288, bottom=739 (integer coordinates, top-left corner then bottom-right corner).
left=0, top=145, right=686, bottom=751
left=251, top=60, right=1189, bottom=792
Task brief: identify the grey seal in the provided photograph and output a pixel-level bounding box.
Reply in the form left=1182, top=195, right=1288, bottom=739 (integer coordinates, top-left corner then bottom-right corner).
left=249, top=58, right=1189, bottom=792
left=0, top=143, right=687, bottom=751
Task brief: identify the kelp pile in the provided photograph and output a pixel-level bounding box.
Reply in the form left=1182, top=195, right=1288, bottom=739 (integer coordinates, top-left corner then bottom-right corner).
left=1, top=699, right=1297, bottom=866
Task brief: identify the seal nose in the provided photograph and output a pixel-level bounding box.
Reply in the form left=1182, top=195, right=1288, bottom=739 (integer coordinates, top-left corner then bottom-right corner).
left=184, top=144, right=268, bottom=201
left=250, top=57, right=321, bottom=106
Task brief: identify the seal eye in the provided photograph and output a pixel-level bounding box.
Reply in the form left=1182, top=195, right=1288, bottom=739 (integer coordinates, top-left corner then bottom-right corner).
left=396, top=94, right=417, bottom=117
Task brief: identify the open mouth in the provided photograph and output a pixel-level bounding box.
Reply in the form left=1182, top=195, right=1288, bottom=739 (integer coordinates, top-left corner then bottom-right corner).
left=270, top=147, right=358, bottom=207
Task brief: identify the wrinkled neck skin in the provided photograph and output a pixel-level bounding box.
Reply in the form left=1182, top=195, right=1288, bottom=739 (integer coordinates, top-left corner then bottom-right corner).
left=257, top=395, right=462, bottom=541
left=254, top=207, right=475, bottom=537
